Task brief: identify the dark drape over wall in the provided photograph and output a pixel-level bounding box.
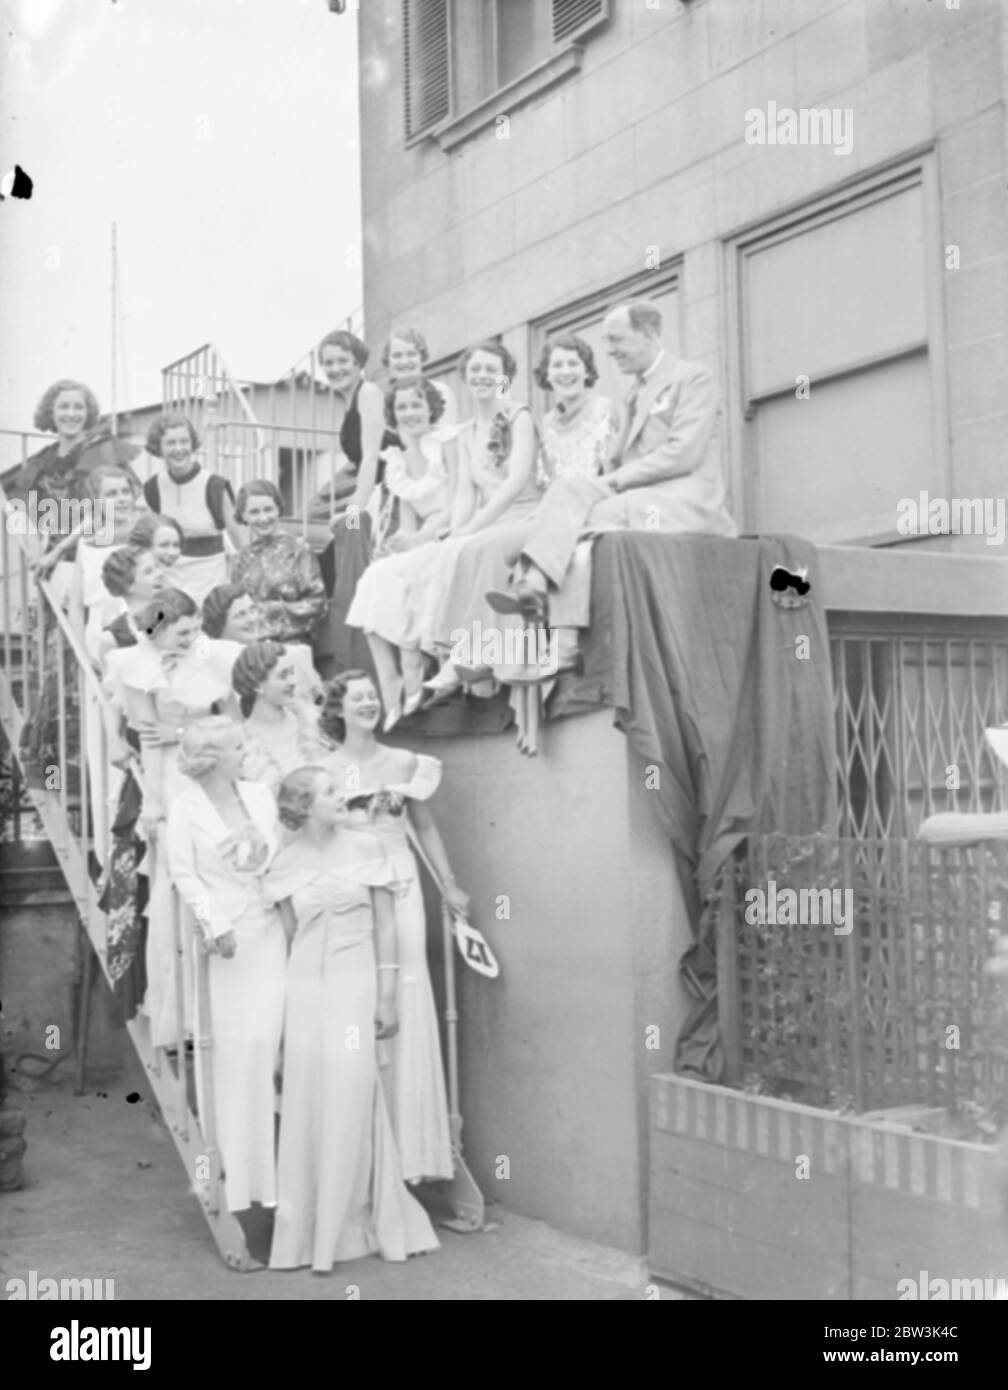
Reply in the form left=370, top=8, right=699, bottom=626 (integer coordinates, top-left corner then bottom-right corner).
left=565, top=532, right=838, bottom=1079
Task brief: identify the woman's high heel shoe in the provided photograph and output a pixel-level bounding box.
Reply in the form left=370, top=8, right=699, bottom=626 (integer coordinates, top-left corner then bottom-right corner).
left=421, top=662, right=462, bottom=708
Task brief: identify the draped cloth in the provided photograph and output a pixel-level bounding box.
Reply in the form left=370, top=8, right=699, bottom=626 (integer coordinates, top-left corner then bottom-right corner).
left=572, top=531, right=838, bottom=1079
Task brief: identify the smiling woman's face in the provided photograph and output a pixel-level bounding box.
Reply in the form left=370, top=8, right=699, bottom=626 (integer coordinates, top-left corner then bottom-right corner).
left=387, top=337, right=424, bottom=380
left=53, top=390, right=88, bottom=442
left=242, top=493, right=280, bottom=538
left=223, top=594, right=261, bottom=643
left=465, top=349, right=507, bottom=400
left=152, top=613, right=200, bottom=656
left=99, top=475, right=135, bottom=527
left=341, top=676, right=381, bottom=734
left=151, top=526, right=181, bottom=567
left=547, top=347, right=588, bottom=398
left=392, top=386, right=431, bottom=437
left=320, top=344, right=361, bottom=395
left=161, top=425, right=195, bottom=475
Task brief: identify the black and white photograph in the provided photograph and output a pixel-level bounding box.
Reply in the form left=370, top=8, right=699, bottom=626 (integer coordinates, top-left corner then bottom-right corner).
left=1, top=0, right=1007, bottom=1335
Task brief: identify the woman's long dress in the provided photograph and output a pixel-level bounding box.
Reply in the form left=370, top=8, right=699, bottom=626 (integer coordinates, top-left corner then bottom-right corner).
left=97, top=613, right=148, bottom=1021
left=423, top=396, right=619, bottom=659
left=344, top=434, right=451, bottom=651
left=265, top=832, right=440, bottom=1268
left=105, top=638, right=235, bottom=1046
left=240, top=704, right=330, bottom=792
left=325, top=751, right=454, bottom=1183
left=166, top=781, right=286, bottom=1213
left=411, top=404, right=542, bottom=657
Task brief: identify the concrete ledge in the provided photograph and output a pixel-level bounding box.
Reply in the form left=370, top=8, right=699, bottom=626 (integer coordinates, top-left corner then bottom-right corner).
left=818, top=542, right=1008, bottom=617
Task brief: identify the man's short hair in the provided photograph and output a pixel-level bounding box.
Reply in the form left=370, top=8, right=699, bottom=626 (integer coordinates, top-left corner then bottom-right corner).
left=610, top=300, right=663, bottom=337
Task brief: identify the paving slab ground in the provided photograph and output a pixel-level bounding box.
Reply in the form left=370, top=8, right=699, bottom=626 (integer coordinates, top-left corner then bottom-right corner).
left=1, top=1068, right=691, bottom=1301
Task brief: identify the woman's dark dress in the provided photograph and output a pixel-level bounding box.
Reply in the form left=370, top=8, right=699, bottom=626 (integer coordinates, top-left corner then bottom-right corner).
left=97, top=613, right=148, bottom=1021
left=314, top=380, right=395, bottom=682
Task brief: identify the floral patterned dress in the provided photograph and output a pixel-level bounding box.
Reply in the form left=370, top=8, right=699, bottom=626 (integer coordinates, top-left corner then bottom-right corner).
left=230, top=531, right=326, bottom=645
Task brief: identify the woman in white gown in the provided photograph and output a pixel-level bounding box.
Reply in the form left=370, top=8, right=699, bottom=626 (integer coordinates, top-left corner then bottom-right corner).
left=318, top=669, right=469, bottom=1184
left=265, top=765, right=440, bottom=1270
left=104, top=587, right=239, bottom=1046
left=230, top=639, right=328, bottom=791
left=166, top=718, right=286, bottom=1241
left=345, top=375, right=457, bottom=728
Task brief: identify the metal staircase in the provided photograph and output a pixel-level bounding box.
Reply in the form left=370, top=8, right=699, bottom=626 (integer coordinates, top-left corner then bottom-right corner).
left=0, top=499, right=260, bottom=1267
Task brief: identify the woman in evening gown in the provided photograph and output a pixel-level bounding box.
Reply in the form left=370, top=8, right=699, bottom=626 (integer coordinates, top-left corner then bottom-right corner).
left=230, top=639, right=328, bottom=791
left=266, top=765, right=440, bottom=1270
left=318, top=669, right=470, bottom=1184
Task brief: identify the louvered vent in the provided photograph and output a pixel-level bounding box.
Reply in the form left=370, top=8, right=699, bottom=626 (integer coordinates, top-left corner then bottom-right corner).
left=551, top=0, right=607, bottom=44
left=403, top=0, right=451, bottom=140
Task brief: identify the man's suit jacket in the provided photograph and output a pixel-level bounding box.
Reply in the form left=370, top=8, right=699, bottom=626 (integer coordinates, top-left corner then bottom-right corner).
left=606, top=353, right=737, bottom=537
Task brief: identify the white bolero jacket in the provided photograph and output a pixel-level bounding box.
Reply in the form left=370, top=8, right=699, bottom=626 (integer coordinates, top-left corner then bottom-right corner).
left=165, top=779, right=281, bottom=940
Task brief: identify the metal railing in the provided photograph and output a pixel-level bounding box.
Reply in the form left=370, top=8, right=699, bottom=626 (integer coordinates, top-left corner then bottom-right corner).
left=831, top=615, right=1008, bottom=839
left=714, top=832, right=1008, bottom=1115
left=0, top=480, right=257, bottom=1268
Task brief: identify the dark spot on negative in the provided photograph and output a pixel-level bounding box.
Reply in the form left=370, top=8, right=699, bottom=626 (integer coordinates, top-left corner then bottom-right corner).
left=125, top=1091, right=141, bottom=1104
left=0, top=164, right=33, bottom=200
left=769, top=565, right=811, bottom=597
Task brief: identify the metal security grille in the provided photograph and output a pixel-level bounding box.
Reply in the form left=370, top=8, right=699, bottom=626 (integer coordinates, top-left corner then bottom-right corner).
left=551, top=0, right=608, bottom=44
left=830, top=616, right=1008, bottom=839
left=403, top=0, right=451, bottom=140
left=715, top=833, right=1008, bottom=1116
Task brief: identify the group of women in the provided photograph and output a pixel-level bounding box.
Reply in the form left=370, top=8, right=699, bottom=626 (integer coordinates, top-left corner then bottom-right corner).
left=7, top=318, right=616, bottom=1268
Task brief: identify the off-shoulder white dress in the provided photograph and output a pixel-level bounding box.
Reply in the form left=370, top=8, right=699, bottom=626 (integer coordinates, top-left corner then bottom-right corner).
left=265, top=831, right=440, bottom=1268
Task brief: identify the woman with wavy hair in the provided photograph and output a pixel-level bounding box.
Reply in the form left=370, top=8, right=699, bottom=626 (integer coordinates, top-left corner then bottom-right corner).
left=318, top=670, right=468, bottom=1184
left=231, top=639, right=328, bottom=791
left=380, top=326, right=457, bottom=428
left=166, top=717, right=286, bottom=1261
left=265, top=764, right=439, bottom=1270
left=201, top=583, right=322, bottom=705
left=230, top=480, right=326, bottom=646
left=345, top=375, right=457, bottom=727
left=142, top=413, right=242, bottom=604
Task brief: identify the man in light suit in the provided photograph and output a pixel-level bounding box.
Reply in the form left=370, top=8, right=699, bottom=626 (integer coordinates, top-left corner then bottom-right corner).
left=487, top=299, right=737, bottom=622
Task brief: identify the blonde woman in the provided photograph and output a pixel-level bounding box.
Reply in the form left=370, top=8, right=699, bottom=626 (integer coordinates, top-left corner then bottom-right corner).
left=265, top=766, right=440, bottom=1270
left=166, top=717, right=286, bottom=1261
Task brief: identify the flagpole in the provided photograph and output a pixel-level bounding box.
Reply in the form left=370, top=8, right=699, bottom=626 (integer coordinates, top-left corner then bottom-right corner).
left=110, top=221, right=118, bottom=437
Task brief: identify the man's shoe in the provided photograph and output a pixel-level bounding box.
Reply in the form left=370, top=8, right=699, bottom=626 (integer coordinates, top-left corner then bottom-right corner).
left=486, top=578, right=548, bottom=624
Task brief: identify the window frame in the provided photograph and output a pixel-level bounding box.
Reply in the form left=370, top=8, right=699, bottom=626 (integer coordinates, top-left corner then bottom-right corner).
left=404, top=0, right=610, bottom=152
left=723, top=151, right=949, bottom=547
